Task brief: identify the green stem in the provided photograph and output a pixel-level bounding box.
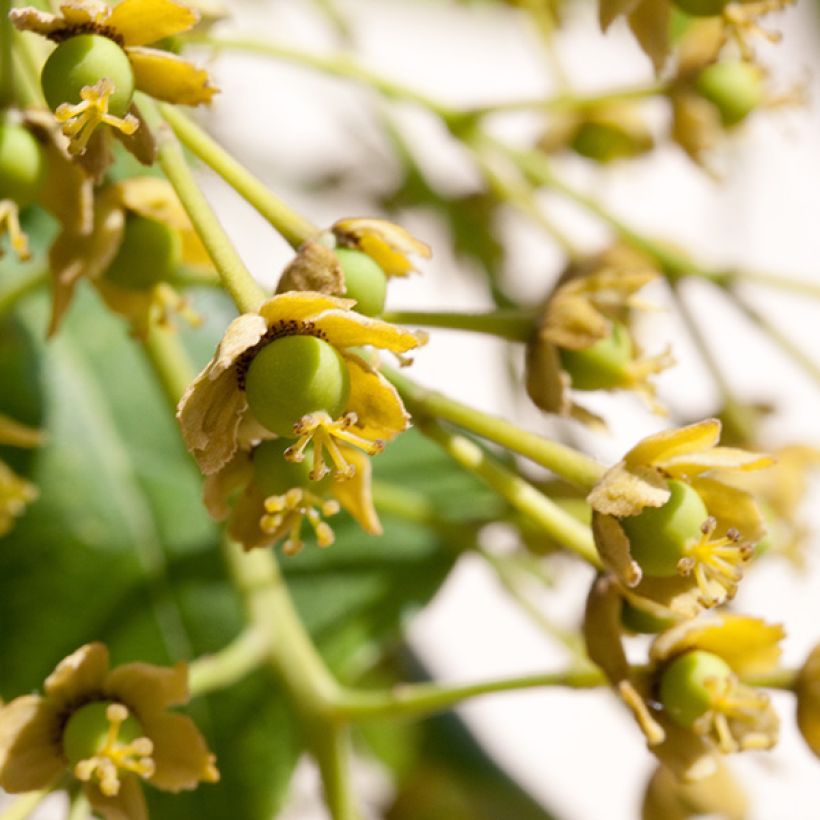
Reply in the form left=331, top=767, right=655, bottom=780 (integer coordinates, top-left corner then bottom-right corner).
left=384, top=365, right=605, bottom=491
left=728, top=269, right=820, bottom=300
left=380, top=309, right=536, bottom=341
left=137, top=95, right=266, bottom=314
left=142, top=323, right=197, bottom=411
left=0, top=789, right=52, bottom=820
left=159, top=104, right=318, bottom=249
left=66, top=791, right=90, bottom=820
left=308, top=721, right=361, bottom=820
left=188, top=626, right=272, bottom=698
left=0, top=0, right=13, bottom=108
left=334, top=666, right=604, bottom=721
left=421, top=420, right=602, bottom=567
left=743, top=668, right=797, bottom=691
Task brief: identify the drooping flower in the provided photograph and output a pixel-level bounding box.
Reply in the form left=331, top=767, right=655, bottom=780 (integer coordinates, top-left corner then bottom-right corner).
left=177, top=291, right=426, bottom=480
left=11, top=0, right=218, bottom=161
left=585, top=577, right=783, bottom=780
left=587, top=419, right=771, bottom=614
left=48, top=175, right=209, bottom=336
left=0, top=414, right=43, bottom=536
left=203, top=438, right=382, bottom=554
left=525, top=244, right=673, bottom=425
left=0, top=643, right=218, bottom=820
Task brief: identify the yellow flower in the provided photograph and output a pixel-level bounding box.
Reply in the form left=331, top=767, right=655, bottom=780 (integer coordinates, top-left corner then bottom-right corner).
left=587, top=419, right=770, bottom=613
left=525, top=244, right=673, bottom=425
left=585, top=578, right=783, bottom=780
left=0, top=414, right=43, bottom=537
left=177, top=291, right=426, bottom=479
left=0, top=643, right=218, bottom=820
left=203, top=440, right=382, bottom=554
left=796, top=643, right=820, bottom=758
left=11, top=0, right=218, bottom=157
left=48, top=176, right=208, bottom=336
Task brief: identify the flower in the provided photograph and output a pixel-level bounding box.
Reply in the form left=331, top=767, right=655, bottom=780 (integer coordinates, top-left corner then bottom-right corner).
left=177, top=291, right=426, bottom=479
left=12, top=0, right=218, bottom=158
left=587, top=419, right=771, bottom=613
left=585, top=578, right=782, bottom=780
left=0, top=643, right=218, bottom=820
left=48, top=175, right=209, bottom=336
left=525, top=244, right=673, bottom=425
left=203, top=439, right=382, bottom=554
left=0, top=414, right=43, bottom=536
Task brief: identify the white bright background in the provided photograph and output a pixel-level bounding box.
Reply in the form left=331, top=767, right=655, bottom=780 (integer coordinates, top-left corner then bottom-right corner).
left=19, top=0, right=820, bottom=817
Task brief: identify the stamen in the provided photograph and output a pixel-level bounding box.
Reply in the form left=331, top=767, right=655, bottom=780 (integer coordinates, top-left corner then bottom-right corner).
left=284, top=412, right=384, bottom=481
left=722, top=0, right=796, bottom=60
left=260, top=487, right=340, bottom=555
left=72, top=704, right=155, bottom=797
left=55, top=79, right=138, bottom=155
left=677, top=517, right=753, bottom=607
left=0, top=200, right=31, bottom=261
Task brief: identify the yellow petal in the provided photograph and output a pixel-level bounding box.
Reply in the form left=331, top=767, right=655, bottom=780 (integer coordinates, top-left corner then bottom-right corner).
left=142, top=712, right=219, bottom=791
left=44, top=642, right=109, bottom=707
left=587, top=462, right=670, bottom=517
left=258, top=291, right=354, bottom=326
left=330, top=446, right=382, bottom=535
left=344, top=354, right=410, bottom=442
left=625, top=419, right=721, bottom=468
left=689, top=476, right=767, bottom=545
left=591, top=514, right=642, bottom=587
left=127, top=47, right=218, bottom=105
left=333, top=218, right=431, bottom=278
left=650, top=615, right=785, bottom=675
left=0, top=696, right=64, bottom=793
left=115, top=177, right=190, bottom=230
left=109, top=0, right=199, bottom=46
left=0, top=415, right=42, bottom=448
left=84, top=774, right=148, bottom=820
left=662, top=447, right=773, bottom=477
left=315, top=311, right=426, bottom=354
left=104, top=661, right=189, bottom=717
left=625, top=575, right=704, bottom=620
left=60, top=1, right=110, bottom=28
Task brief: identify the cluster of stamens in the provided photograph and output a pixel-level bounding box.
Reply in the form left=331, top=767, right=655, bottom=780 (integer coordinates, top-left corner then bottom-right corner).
left=0, top=200, right=30, bottom=260
left=693, top=673, right=774, bottom=753
left=677, top=517, right=752, bottom=607
left=55, top=79, right=138, bottom=155
left=723, top=0, right=796, bottom=60
left=260, top=487, right=340, bottom=555
left=627, top=348, right=676, bottom=413
left=72, top=704, right=155, bottom=797
left=284, top=411, right=384, bottom=481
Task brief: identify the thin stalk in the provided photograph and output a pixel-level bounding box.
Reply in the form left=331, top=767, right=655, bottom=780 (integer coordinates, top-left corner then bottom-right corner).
left=159, top=104, right=318, bottom=249
left=420, top=420, right=602, bottom=567
left=142, top=323, right=197, bottom=412
left=308, top=720, right=361, bottom=820
left=384, top=365, right=605, bottom=491
left=380, top=309, right=536, bottom=341
left=728, top=269, right=820, bottom=300
left=743, top=668, right=797, bottom=691
left=137, top=95, right=266, bottom=314
left=0, top=0, right=13, bottom=108
left=333, top=666, right=605, bottom=721
left=67, top=791, right=90, bottom=820
left=188, top=626, right=272, bottom=698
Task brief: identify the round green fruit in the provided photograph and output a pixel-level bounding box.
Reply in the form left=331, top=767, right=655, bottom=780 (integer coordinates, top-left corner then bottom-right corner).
left=672, top=0, right=729, bottom=17
left=334, top=248, right=387, bottom=316
left=0, top=122, right=47, bottom=207
left=696, top=61, right=763, bottom=127
left=659, top=650, right=732, bottom=728
left=559, top=320, right=633, bottom=391
left=244, top=335, right=350, bottom=438
left=105, top=215, right=183, bottom=290
left=620, top=480, right=709, bottom=577
left=253, top=439, right=331, bottom=495
left=41, top=34, right=135, bottom=117
left=62, top=701, right=143, bottom=765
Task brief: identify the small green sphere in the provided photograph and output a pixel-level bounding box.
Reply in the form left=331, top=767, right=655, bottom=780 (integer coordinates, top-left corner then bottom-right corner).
left=244, top=335, right=350, bottom=438
left=334, top=248, right=387, bottom=316
left=62, top=701, right=143, bottom=765
left=41, top=34, right=135, bottom=117
left=571, top=122, right=640, bottom=164
left=659, top=650, right=732, bottom=728
left=672, top=0, right=729, bottom=17
left=696, top=61, right=764, bottom=127
left=0, top=123, right=47, bottom=207
left=253, top=439, right=331, bottom=496
left=105, top=215, right=183, bottom=290
left=620, top=600, right=677, bottom=635
left=621, top=480, right=709, bottom=577
left=559, top=320, right=633, bottom=391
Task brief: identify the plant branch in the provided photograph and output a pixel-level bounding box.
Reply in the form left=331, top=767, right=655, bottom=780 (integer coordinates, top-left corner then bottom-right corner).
left=188, top=626, right=273, bottom=698
left=380, top=308, right=536, bottom=341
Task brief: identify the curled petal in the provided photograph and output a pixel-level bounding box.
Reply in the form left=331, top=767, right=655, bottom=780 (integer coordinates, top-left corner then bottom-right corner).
left=84, top=773, right=148, bottom=820
left=625, top=419, right=721, bottom=468
left=141, top=712, right=219, bottom=791
left=315, top=311, right=426, bottom=354
left=104, top=661, right=189, bottom=718
left=587, top=462, right=670, bottom=517
left=109, top=0, right=200, bottom=46
left=332, top=218, right=431, bottom=277
left=524, top=336, right=572, bottom=415
left=344, top=355, right=410, bottom=443
left=662, top=447, right=773, bottom=477
left=115, top=177, right=190, bottom=231
left=330, top=446, right=382, bottom=535
left=127, top=47, right=218, bottom=106
left=258, top=291, right=354, bottom=326
left=690, top=476, right=767, bottom=546
left=8, top=7, right=66, bottom=36
left=44, top=642, right=109, bottom=707
left=592, top=513, right=642, bottom=588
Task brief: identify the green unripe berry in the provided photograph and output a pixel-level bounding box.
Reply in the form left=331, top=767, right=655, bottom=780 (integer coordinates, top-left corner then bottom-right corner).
left=62, top=701, right=143, bottom=765
left=334, top=248, right=387, bottom=316
left=41, top=34, right=135, bottom=117
left=696, top=61, right=764, bottom=127
left=571, top=122, right=641, bottom=163
left=244, top=335, right=350, bottom=438
left=659, top=650, right=732, bottom=728
left=620, top=599, right=677, bottom=634
left=0, top=123, right=47, bottom=207
left=672, top=0, right=728, bottom=17
left=621, top=480, right=709, bottom=576
left=559, top=320, right=633, bottom=391
left=253, top=439, right=331, bottom=496
left=105, top=215, right=183, bottom=290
